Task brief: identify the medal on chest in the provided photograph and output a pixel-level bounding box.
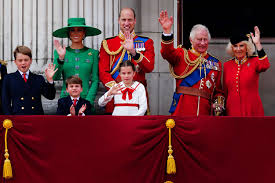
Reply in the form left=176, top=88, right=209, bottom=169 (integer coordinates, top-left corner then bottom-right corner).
left=135, top=41, right=145, bottom=52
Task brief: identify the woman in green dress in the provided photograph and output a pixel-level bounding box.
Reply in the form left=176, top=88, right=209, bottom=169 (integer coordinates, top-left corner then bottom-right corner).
left=52, top=18, right=101, bottom=113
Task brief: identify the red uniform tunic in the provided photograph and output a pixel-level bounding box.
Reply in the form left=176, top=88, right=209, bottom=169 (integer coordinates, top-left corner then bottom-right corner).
left=161, top=34, right=223, bottom=116
left=99, top=31, right=155, bottom=113
left=223, top=53, right=270, bottom=116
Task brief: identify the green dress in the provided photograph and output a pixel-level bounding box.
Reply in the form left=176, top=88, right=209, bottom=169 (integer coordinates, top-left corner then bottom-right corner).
left=53, top=46, right=99, bottom=111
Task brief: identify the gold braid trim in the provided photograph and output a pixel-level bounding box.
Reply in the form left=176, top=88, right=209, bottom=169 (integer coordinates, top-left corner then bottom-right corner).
left=102, top=40, right=124, bottom=56
left=169, top=48, right=203, bottom=79
left=109, top=49, right=126, bottom=75
left=0, top=60, right=7, bottom=66
left=161, top=39, right=174, bottom=45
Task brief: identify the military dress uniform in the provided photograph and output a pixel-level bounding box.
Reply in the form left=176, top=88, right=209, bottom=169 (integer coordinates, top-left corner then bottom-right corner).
left=161, top=34, right=223, bottom=116
left=98, top=31, right=155, bottom=113
left=1, top=71, right=56, bottom=115
left=223, top=49, right=270, bottom=116
left=53, top=47, right=99, bottom=111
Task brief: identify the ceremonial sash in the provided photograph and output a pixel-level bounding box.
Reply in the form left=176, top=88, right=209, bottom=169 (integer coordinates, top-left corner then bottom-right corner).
left=169, top=55, right=219, bottom=113
left=111, top=51, right=129, bottom=80
left=111, top=36, right=149, bottom=80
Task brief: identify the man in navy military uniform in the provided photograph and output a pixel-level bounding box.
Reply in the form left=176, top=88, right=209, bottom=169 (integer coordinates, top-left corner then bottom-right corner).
left=1, top=46, right=57, bottom=115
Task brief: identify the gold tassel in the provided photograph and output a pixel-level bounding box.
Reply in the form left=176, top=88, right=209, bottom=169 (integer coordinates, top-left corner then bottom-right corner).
left=164, top=181, right=174, bottom=183
left=2, top=119, right=13, bottom=179
left=167, top=153, right=176, bottom=174
left=166, top=119, right=176, bottom=174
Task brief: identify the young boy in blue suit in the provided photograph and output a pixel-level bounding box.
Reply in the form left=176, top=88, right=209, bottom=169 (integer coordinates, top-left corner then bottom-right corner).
left=56, top=75, right=92, bottom=116
left=1, top=45, right=57, bottom=115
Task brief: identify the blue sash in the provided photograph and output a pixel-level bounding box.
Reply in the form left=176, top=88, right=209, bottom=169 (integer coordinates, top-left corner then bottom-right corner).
left=111, top=36, right=149, bottom=80
left=111, top=51, right=129, bottom=80
left=169, top=55, right=219, bottom=113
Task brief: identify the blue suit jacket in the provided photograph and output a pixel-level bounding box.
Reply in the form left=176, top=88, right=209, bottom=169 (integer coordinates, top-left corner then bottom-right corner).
left=56, top=96, right=92, bottom=115
left=1, top=71, right=56, bottom=115
left=0, top=63, right=7, bottom=114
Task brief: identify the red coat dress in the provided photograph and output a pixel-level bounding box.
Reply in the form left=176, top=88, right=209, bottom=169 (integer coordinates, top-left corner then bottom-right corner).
left=223, top=52, right=270, bottom=116
left=161, top=34, right=223, bottom=116
left=99, top=31, right=155, bottom=113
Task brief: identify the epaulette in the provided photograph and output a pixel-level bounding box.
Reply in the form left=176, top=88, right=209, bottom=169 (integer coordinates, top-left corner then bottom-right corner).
left=137, top=35, right=150, bottom=39
left=207, top=53, right=220, bottom=62
left=105, top=36, right=116, bottom=40
left=0, top=60, right=7, bottom=66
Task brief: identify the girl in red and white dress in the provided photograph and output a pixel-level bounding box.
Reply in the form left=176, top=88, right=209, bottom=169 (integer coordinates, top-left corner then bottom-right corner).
left=98, top=60, right=147, bottom=116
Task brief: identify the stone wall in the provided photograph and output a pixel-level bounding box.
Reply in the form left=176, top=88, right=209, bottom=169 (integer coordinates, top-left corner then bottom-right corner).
left=2, top=0, right=275, bottom=115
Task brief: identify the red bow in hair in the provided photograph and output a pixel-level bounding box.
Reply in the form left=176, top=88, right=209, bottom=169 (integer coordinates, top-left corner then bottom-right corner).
left=121, top=88, right=135, bottom=100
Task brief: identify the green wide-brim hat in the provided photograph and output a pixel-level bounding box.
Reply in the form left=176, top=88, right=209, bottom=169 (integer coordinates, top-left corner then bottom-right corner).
left=52, top=18, right=101, bottom=38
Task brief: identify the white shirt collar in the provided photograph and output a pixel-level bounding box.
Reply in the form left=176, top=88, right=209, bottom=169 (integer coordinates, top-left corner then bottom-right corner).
left=18, top=70, right=30, bottom=79
left=70, top=96, right=80, bottom=101
left=119, top=81, right=138, bottom=89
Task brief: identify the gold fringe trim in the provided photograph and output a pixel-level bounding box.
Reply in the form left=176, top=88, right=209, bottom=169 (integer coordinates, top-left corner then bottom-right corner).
left=164, top=181, right=174, bottom=183
left=166, top=119, right=176, bottom=174
left=0, top=60, right=7, bottom=66
left=105, top=81, right=116, bottom=88
left=2, top=119, right=13, bottom=179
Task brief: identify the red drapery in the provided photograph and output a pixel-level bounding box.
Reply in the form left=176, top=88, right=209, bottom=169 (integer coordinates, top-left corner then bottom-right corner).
left=1, top=115, right=275, bottom=183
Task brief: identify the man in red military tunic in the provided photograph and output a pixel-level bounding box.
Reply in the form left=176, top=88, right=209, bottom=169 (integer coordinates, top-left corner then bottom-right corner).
left=99, top=8, right=155, bottom=114
left=159, top=10, right=224, bottom=116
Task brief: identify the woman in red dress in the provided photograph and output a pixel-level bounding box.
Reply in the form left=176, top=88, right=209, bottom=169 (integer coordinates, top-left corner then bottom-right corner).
left=223, top=26, right=270, bottom=116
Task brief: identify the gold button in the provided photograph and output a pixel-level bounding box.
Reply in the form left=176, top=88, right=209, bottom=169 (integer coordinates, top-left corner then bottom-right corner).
left=236, top=81, right=238, bottom=83
left=21, top=107, right=24, bottom=110
left=21, top=97, right=24, bottom=100
left=32, top=107, right=34, bottom=110
left=236, top=85, right=238, bottom=87
left=236, top=77, right=238, bottom=79
left=32, top=97, right=35, bottom=100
